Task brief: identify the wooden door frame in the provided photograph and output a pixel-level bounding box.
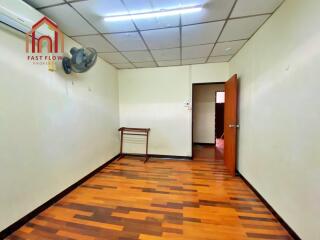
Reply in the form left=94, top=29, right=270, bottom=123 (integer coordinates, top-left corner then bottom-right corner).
left=191, top=82, right=225, bottom=159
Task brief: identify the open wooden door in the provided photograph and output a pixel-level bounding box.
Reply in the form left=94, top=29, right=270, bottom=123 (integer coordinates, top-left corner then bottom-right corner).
left=224, top=74, right=239, bottom=176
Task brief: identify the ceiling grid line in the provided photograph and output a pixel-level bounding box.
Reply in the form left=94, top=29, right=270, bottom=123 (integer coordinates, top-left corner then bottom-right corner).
left=205, top=0, right=238, bottom=63
left=129, top=53, right=233, bottom=64
left=120, top=0, right=159, bottom=67
left=86, top=38, right=252, bottom=55
left=229, top=0, right=286, bottom=63
left=62, top=0, right=135, bottom=69
left=25, top=0, right=284, bottom=68
left=36, top=0, right=90, bottom=10
left=67, top=12, right=273, bottom=37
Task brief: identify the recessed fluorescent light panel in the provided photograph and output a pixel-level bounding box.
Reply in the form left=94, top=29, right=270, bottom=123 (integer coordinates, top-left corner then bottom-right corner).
left=104, top=6, right=202, bottom=22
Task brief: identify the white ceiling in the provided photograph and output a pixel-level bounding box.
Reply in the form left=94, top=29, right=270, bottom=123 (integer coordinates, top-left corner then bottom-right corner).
left=24, top=0, right=284, bottom=69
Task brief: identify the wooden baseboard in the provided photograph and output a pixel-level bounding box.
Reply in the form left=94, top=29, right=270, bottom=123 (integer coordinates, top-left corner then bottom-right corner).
left=237, top=171, right=301, bottom=240
left=0, top=154, right=120, bottom=239
left=193, top=142, right=216, bottom=146
left=123, top=153, right=192, bottom=160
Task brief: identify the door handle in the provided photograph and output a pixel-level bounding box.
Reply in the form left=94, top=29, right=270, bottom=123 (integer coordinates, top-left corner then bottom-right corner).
left=228, top=124, right=240, bottom=128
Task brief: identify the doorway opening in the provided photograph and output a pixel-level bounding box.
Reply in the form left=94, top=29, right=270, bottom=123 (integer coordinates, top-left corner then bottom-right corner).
left=215, top=91, right=225, bottom=156
left=192, top=83, right=225, bottom=160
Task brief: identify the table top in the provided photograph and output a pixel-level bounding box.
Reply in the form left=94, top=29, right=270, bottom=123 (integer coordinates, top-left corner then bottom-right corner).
left=118, top=127, right=150, bottom=133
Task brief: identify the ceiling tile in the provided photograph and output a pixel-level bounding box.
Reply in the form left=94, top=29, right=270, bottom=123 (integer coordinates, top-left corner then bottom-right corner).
left=211, top=40, right=247, bottom=56
left=133, top=62, right=157, bottom=68
left=151, top=48, right=180, bottom=61
left=181, top=0, right=235, bottom=25
left=219, top=15, right=270, bottom=42
left=157, top=60, right=181, bottom=67
left=182, top=44, right=213, bottom=59
left=98, top=52, right=129, bottom=64
left=182, top=21, right=224, bottom=46
left=122, top=51, right=153, bottom=62
left=182, top=58, right=206, bottom=65
left=72, top=35, right=116, bottom=52
left=41, top=4, right=97, bottom=36
left=70, top=0, right=136, bottom=33
left=208, top=55, right=233, bottom=63
left=104, top=32, right=146, bottom=51
left=231, top=0, right=283, bottom=18
left=133, top=16, right=179, bottom=31
left=113, top=63, right=135, bottom=69
left=141, top=28, right=180, bottom=50
left=24, top=0, right=64, bottom=8
left=123, top=0, right=179, bottom=30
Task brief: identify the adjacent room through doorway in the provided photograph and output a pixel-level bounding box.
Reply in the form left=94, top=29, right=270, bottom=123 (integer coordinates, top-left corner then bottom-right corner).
left=192, top=83, right=225, bottom=160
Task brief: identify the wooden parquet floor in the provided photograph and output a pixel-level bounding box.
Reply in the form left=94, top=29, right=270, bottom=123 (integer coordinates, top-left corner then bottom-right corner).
left=7, top=145, right=293, bottom=240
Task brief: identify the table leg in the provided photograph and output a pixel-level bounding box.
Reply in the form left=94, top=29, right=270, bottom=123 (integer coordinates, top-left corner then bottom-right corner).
left=144, top=132, right=149, bottom=163
left=118, top=130, right=124, bottom=161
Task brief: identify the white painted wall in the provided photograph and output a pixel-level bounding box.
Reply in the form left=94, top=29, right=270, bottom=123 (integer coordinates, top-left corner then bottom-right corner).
left=229, top=0, right=320, bottom=239
left=119, top=66, right=190, bottom=156
left=0, top=24, right=120, bottom=231
left=193, top=84, right=224, bottom=144
left=191, top=63, right=230, bottom=84
left=118, top=63, right=229, bottom=156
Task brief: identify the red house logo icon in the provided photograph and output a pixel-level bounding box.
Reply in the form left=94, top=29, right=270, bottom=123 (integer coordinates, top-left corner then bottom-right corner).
left=26, top=16, right=64, bottom=53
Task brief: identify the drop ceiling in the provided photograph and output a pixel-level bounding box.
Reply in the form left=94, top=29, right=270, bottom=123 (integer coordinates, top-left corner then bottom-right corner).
left=23, top=0, right=284, bottom=69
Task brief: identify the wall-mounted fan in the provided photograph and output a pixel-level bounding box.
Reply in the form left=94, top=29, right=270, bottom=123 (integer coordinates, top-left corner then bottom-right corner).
left=62, top=47, right=97, bottom=74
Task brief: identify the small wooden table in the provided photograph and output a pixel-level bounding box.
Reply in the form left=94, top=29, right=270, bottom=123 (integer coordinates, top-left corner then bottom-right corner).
left=118, top=127, right=151, bottom=163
